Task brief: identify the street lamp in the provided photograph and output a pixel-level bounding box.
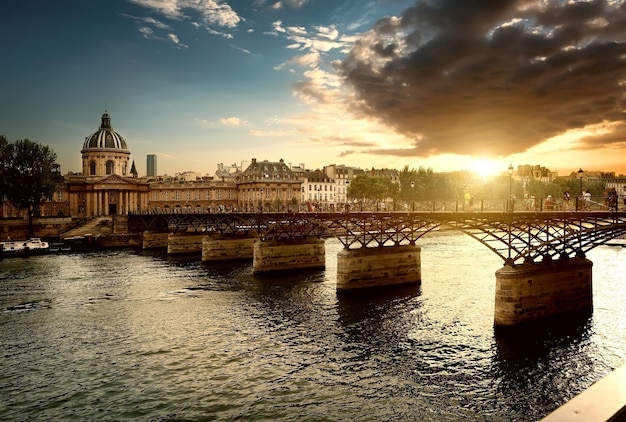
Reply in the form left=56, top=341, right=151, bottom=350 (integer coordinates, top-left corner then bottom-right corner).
left=508, top=164, right=514, bottom=212
left=577, top=168, right=584, bottom=195
left=577, top=168, right=584, bottom=211
left=410, top=181, right=415, bottom=212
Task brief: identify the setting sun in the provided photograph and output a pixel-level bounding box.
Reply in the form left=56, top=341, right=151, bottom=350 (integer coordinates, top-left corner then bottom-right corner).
left=468, top=158, right=506, bottom=179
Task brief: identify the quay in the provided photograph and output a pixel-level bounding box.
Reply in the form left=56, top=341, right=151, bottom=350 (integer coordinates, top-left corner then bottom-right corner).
left=541, top=364, right=626, bottom=421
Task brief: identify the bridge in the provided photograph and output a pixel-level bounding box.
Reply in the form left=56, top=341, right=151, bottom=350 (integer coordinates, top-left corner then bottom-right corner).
left=127, top=205, right=626, bottom=329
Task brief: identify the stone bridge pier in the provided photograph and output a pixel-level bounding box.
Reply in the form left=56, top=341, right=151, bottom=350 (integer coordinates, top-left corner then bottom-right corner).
left=252, top=238, right=325, bottom=273
left=494, top=258, right=593, bottom=328
left=336, top=245, right=421, bottom=291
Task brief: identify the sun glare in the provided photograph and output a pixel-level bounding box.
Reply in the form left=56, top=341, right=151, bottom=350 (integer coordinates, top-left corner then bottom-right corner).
left=469, top=158, right=504, bottom=179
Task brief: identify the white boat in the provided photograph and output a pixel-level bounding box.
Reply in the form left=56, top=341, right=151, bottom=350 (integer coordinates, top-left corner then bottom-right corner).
left=0, top=238, right=50, bottom=256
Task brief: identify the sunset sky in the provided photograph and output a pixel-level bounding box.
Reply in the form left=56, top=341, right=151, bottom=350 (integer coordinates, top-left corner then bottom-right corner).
left=1, top=0, right=625, bottom=177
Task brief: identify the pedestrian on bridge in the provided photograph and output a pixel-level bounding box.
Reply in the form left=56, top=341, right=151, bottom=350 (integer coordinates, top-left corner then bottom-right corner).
left=563, top=191, right=571, bottom=210
left=583, top=190, right=592, bottom=210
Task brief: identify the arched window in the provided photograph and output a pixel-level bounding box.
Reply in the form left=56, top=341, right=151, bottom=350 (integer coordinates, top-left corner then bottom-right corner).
left=89, top=161, right=96, bottom=176
left=106, top=160, right=114, bottom=175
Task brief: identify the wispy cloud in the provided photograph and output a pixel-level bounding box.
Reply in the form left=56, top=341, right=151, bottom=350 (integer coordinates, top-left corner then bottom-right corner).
left=219, top=117, right=248, bottom=126
left=127, top=0, right=242, bottom=27
left=167, top=33, right=188, bottom=48
left=125, top=0, right=243, bottom=44
left=253, top=0, right=309, bottom=10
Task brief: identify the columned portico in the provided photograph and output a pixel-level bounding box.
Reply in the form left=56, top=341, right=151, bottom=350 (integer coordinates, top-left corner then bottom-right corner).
left=67, top=174, right=149, bottom=217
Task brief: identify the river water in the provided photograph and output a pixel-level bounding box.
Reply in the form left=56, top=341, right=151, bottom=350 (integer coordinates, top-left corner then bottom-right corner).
left=1, top=231, right=625, bottom=421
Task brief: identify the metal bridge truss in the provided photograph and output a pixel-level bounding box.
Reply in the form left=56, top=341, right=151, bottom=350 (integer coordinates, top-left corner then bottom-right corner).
left=128, top=211, right=626, bottom=264
left=450, top=212, right=626, bottom=265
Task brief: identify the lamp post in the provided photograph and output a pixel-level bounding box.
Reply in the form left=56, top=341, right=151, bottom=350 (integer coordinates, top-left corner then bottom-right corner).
left=410, top=181, right=415, bottom=212
left=578, top=168, right=584, bottom=196
left=577, top=168, right=584, bottom=211
left=508, top=163, right=514, bottom=212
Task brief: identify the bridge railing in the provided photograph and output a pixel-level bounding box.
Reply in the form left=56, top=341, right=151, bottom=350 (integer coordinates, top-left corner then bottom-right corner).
left=129, top=196, right=624, bottom=215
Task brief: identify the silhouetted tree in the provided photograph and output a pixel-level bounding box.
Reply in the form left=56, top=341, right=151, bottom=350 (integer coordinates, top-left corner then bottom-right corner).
left=0, top=137, right=60, bottom=237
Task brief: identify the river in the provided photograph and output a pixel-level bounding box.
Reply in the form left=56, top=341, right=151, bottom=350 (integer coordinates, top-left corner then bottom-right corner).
left=1, top=231, right=625, bottom=421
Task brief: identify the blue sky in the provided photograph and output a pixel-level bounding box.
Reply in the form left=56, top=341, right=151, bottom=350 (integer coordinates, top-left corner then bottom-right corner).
left=2, top=0, right=626, bottom=178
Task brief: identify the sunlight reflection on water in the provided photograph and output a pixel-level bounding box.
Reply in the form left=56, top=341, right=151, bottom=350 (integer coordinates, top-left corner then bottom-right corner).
left=0, top=233, right=624, bottom=421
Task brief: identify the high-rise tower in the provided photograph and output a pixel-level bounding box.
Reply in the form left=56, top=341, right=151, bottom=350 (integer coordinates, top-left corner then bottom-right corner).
left=147, top=154, right=157, bottom=177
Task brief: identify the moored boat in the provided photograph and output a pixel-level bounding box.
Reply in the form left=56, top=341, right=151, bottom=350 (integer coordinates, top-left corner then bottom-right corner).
left=0, top=238, right=50, bottom=257
left=47, top=234, right=102, bottom=253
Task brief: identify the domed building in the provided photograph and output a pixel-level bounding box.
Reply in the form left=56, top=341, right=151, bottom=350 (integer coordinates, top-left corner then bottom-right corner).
left=82, top=112, right=131, bottom=177
left=65, top=112, right=149, bottom=217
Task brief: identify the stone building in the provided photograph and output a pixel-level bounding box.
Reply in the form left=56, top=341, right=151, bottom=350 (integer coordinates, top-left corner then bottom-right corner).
left=323, top=164, right=364, bottom=206
left=147, top=177, right=238, bottom=212
left=236, top=158, right=301, bottom=212
left=65, top=112, right=150, bottom=217
left=301, top=169, right=336, bottom=211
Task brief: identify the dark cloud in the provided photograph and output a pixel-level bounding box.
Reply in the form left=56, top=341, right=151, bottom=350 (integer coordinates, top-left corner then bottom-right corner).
left=340, top=0, right=626, bottom=157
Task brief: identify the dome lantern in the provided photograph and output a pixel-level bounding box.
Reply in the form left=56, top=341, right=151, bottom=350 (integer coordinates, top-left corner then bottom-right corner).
left=82, top=111, right=129, bottom=151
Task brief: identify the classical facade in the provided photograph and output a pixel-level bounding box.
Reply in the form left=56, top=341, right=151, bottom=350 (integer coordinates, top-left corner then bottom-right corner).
left=66, top=112, right=149, bottom=217
left=301, top=169, right=336, bottom=211
left=236, top=158, right=301, bottom=212
left=147, top=178, right=238, bottom=212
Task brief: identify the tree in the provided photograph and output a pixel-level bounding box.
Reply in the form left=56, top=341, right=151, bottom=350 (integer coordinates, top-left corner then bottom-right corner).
left=1, top=138, right=60, bottom=237
left=347, top=175, right=398, bottom=210
left=399, top=165, right=463, bottom=202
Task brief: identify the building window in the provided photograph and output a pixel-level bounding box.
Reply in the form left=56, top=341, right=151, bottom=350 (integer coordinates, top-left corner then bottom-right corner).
left=186, top=190, right=191, bottom=201
left=174, top=191, right=180, bottom=200
left=106, top=160, right=114, bottom=175
left=152, top=191, right=159, bottom=201
left=89, top=161, right=96, bottom=175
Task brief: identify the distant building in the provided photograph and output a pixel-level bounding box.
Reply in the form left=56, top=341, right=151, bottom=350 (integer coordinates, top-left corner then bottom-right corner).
left=236, top=158, right=301, bottom=212
left=323, top=164, right=365, bottom=206
left=214, top=163, right=242, bottom=181
left=516, top=164, right=558, bottom=184
left=147, top=154, right=157, bottom=177
left=302, top=169, right=336, bottom=211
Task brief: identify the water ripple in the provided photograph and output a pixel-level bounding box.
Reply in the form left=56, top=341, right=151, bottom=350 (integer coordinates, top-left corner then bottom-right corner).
left=0, top=238, right=625, bottom=421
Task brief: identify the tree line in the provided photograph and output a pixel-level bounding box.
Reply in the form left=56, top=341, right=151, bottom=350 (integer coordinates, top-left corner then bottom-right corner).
left=347, top=165, right=608, bottom=207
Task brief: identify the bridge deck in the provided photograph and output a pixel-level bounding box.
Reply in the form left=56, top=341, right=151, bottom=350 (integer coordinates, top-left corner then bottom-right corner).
left=128, top=211, right=626, bottom=265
